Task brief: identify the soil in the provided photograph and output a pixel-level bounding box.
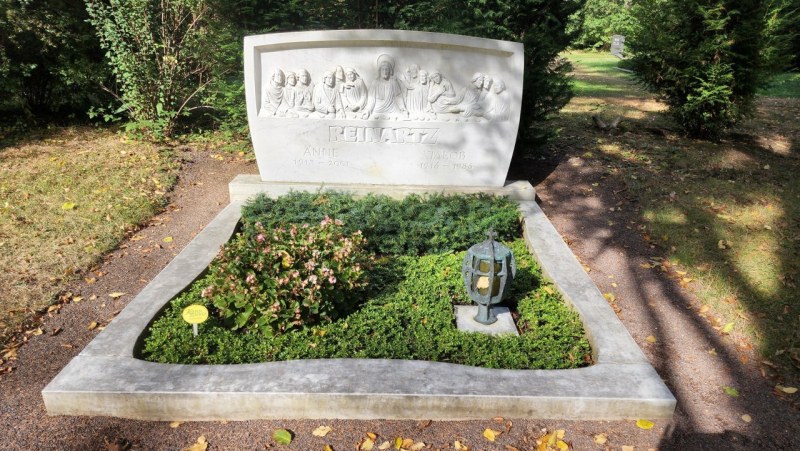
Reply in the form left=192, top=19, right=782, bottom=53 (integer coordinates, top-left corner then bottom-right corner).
left=1, top=143, right=799, bottom=450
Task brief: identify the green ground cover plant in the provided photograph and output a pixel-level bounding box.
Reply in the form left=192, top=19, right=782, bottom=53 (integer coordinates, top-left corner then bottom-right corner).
left=141, top=193, right=591, bottom=369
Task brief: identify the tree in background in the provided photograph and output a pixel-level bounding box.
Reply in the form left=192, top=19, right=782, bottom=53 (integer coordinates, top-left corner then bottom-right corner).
left=761, top=0, right=799, bottom=71
left=0, top=0, right=107, bottom=120
left=629, top=0, right=776, bottom=138
left=568, top=0, right=636, bottom=50
left=86, top=0, right=216, bottom=139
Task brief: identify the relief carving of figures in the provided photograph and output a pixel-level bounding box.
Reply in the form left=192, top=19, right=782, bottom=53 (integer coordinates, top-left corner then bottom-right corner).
left=403, top=65, right=431, bottom=120
left=293, top=68, right=315, bottom=117
left=427, top=69, right=460, bottom=115
left=313, top=71, right=344, bottom=119
left=363, top=54, right=409, bottom=120
left=454, top=72, right=487, bottom=118
left=260, top=55, right=510, bottom=122
left=484, top=78, right=509, bottom=121
left=341, top=67, right=368, bottom=118
left=259, top=69, right=286, bottom=117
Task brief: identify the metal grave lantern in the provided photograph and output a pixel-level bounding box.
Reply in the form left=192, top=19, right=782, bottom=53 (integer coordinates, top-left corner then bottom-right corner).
left=462, top=229, right=517, bottom=325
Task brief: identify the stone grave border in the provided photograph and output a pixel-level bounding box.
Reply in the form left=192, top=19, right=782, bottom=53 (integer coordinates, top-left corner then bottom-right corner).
left=42, top=177, right=675, bottom=420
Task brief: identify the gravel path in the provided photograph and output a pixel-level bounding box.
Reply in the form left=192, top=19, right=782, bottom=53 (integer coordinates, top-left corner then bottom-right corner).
left=1, top=146, right=798, bottom=450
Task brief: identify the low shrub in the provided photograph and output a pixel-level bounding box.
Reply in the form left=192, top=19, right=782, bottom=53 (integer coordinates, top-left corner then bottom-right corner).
left=241, top=192, right=521, bottom=256
left=142, top=239, right=591, bottom=369
left=203, top=217, right=370, bottom=335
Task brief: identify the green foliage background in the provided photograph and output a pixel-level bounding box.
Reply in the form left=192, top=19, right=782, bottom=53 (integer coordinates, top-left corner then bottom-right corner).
left=568, top=0, right=636, bottom=50
left=0, top=0, right=107, bottom=122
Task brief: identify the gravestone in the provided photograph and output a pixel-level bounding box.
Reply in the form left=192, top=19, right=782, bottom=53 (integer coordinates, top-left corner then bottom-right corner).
left=43, top=29, right=676, bottom=422
left=610, top=35, right=626, bottom=58
left=244, top=30, right=524, bottom=187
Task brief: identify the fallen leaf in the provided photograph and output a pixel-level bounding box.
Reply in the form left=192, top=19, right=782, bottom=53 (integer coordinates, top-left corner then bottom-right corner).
left=722, top=322, right=735, bottom=334
left=312, top=426, right=332, bottom=437
left=367, top=433, right=378, bottom=441
left=708, top=348, right=717, bottom=355
left=324, top=445, right=334, bottom=451
left=776, top=385, right=798, bottom=394
left=409, top=442, right=425, bottom=451
left=483, top=428, right=502, bottom=442
left=169, top=421, right=182, bottom=428
left=621, top=446, right=634, bottom=451
left=401, top=438, right=414, bottom=449
left=699, top=305, right=710, bottom=314
left=104, top=437, right=131, bottom=451
left=417, top=420, right=432, bottom=429
left=163, top=236, right=173, bottom=243
left=31, top=328, right=43, bottom=336
left=594, top=433, right=607, bottom=444
left=603, top=292, right=616, bottom=302
left=183, top=435, right=207, bottom=451
left=378, top=441, right=391, bottom=450
left=454, top=440, right=469, bottom=450
left=646, top=335, right=656, bottom=343
left=360, top=438, right=375, bottom=450
left=493, top=416, right=505, bottom=423
left=723, top=386, right=739, bottom=397
left=636, top=419, right=655, bottom=429
left=108, top=292, right=125, bottom=299
left=542, top=286, right=555, bottom=295
left=272, top=429, right=292, bottom=445
left=61, top=202, right=77, bottom=210
left=87, top=321, right=98, bottom=330
left=741, top=414, right=752, bottom=423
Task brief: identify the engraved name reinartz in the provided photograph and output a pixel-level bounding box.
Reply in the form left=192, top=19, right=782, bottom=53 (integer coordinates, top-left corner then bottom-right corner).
left=329, top=126, right=439, bottom=144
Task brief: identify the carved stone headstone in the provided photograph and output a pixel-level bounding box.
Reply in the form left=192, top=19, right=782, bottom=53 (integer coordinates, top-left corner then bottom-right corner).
left=610, top=35, right=626, bottom=58
left=244, top=30, right=524, bottom=187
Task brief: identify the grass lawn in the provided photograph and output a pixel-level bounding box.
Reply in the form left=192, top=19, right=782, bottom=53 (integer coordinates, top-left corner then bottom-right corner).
left=556, top=51, right=800, bottom=379
left=0, top=127, right=177, bottom=346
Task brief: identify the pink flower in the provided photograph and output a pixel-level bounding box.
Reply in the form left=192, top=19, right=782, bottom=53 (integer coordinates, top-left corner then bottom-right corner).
left=245, top=273, right=256, bottom=285
left=256, top=233, right=265, bottom=243
left=328, top=276, right=337, bottom=284
left=201, top=286, right=214, bottom=298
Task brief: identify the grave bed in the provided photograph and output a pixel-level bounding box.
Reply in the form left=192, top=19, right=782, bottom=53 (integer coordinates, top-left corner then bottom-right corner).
left=42, top=177, right=676, bottom=421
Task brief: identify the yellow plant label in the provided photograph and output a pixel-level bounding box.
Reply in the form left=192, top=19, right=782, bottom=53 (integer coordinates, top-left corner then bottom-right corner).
left=182, top=305, right=209, bottom=324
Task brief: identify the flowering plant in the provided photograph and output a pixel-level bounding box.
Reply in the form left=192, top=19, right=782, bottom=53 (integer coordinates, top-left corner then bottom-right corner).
left=203, top=217, right=370, bottom=335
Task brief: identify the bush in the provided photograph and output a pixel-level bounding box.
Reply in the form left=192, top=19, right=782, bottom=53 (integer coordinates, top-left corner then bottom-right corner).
left=142, top=239, right=592, bottom=369
left=628, top=0, right=773, bottom=138
left=241, top=191, right=522, bottom=256
left=86, top=0, right=216, bottom=139
left=0, top=0, right=107, bottom=119
left=203, top=217, right=370, bottom=335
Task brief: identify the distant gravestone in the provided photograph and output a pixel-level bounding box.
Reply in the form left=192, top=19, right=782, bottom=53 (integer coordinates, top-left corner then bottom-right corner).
left=610, top=35, right=626, bottom=58
left=244, top=30, right=524, bottom=187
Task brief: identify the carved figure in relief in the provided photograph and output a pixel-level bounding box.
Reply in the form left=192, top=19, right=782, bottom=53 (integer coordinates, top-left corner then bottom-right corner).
left=282, top=71, right=300, bottom=117
left=484, top=78, right=509, bottom=121
left=454, top=72, right=486, bottom=118
left=404, top=64, right=431, bottom=120
left=293, top=68, right=315, bottom=117
left=341, top=67, right=368, bottom=118
left=259, top=69, right=286, bottom=117
left=313, top=71, right=344, bottom=119
left=481, top=75, right=493, bottom=101
left=427, top=70, right=459, bottom=115
left=334, top=66, right=346, bottom=92
left=364, top=54, right=409, bottom=120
